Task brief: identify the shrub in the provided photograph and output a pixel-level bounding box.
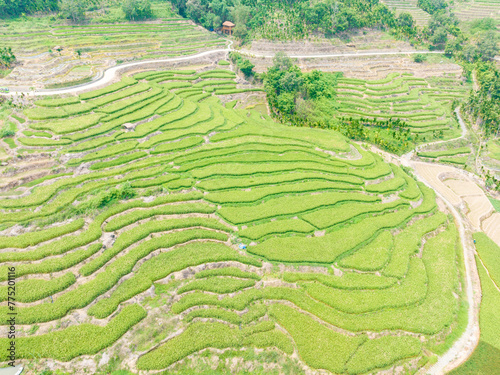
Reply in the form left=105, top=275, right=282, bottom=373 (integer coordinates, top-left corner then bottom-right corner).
left=229, top=52, right=255, bottom=77
left=122, top=0, right=152, bottom=21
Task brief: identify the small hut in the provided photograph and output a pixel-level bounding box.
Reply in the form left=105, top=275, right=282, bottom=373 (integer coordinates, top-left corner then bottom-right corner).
left=123, top=123, right=135, bottom=131
left=222, top=21, right=235, bottom=36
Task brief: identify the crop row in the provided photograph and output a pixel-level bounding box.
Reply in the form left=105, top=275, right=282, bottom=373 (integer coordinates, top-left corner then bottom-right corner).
left=184, top=303, right=266, bottom=325
left=0, top=191, right=200, bottom=262
left=418, top=147, right=471, bottom=158
left=137, top=320, right=292, bottom=370
left=88, top=242, right=261, bottom=319
left=0, top=228, right=227, bottom=325
left=0, top=218, right=84, bottom=249
left=247, top=184, right=436, bottom=263
left=0, top=304, right=146, bottom=361
left=173, top=224, right=459, bottom=334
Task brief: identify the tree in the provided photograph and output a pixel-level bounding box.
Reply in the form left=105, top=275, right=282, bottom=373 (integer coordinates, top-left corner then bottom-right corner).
left=431, top=26, right=448, bottom=48
left=413, top=54, right=427, bottom=63
left=397, top=12, right=414, bottom=30
left=272, top=52, right=294, bottom=72
left=122, top=0, right=152, bottom=21
left=0, top=47, right=15, bottom=69
left=210, top=0, right=231, bottom=22
left=0, top=0, right=59, bottom=17
left=60, top=0, right=86, bottom=23
left=231, top=4, right=251, bottom=25
left=444, top=37, right=462, bottom=57
left=185, top=0, right=203, bottom=23
left=233, top=23, right=249, bottom=41
left=238, top=59, right=254, bottom=77
left=476, top=31, right=499, bottom=61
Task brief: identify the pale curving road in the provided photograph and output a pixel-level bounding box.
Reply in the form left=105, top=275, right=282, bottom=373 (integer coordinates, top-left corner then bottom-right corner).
left=1, top=41, right=444, bottom=97
left=415, top=107, right=468, bottom=151
left=410, top=160, right=480, bottom=375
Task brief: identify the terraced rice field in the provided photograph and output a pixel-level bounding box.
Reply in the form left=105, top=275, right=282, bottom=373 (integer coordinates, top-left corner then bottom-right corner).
left=451, top=233, right=500, bottom=374
left=0, top=7, right=225, bottom=88
left=453, top=0, right=500, bottom=22
left=0, top=66, right=466, bottom=374
left=335, top=73, right=468, bottom=138
left=483, top=138, right=500, bottom=173
left=381, top=0, right=431, bottom=26
left=418, top=146, right=472, bottom=166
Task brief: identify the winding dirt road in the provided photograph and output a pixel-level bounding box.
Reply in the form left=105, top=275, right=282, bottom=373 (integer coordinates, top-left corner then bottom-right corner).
left=415, top=107, right=468, bottom=152
left=2, top=42, right=443, bottom=97
left=410, top=159, right=481, bottom=375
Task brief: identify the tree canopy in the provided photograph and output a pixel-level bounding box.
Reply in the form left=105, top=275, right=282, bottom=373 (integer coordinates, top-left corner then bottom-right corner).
left=0, top=47, right=15, bottom=69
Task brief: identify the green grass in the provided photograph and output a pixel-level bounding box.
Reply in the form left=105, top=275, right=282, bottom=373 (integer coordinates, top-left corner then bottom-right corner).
left=489, top=198, right=500, bottom=212
left=418, top=147, right=471, bottom=158
left=452, top=233, right=500, bottom=373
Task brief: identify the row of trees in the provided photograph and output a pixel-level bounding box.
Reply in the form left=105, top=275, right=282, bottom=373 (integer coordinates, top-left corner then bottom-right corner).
left=465, top=62, right=500, bottom=136
left=170, top=0, right=420, bottom=41
left=0, top=0, right=153, bottom=22
left=59, top=0, right=152, bottom=22
left=0, top=0, right=59, bottom=17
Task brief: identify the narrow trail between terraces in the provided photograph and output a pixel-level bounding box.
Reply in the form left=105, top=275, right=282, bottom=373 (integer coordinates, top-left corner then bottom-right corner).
left=2, top=39, right=443, bottom=97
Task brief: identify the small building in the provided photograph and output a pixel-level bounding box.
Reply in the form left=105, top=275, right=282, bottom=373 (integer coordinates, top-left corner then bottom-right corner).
left=123, top=123, right=135, bottom=131
left=222, top=21, right=235, bottom=36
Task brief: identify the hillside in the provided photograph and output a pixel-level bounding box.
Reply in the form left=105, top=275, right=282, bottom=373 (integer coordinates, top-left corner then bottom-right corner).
left=0, top=2, right=225, bottom=89
left=0, top=66, right=467, bottom=374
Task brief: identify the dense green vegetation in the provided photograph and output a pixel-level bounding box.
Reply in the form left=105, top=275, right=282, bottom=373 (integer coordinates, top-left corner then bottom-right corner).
left=0, top=47, right=15, bottom=70
left=0, top=0, right=59, bottom=17
left=170, top=0, right=415, bottom=40
left=262, top=53, right=466, bottom=153
left=0, top=65, right=466, bottom=374
left=465, top=62, right=500, bottom=136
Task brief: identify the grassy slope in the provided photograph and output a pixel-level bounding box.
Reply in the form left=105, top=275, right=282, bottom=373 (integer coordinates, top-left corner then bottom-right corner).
left=451, top=233, right=500, bottom=374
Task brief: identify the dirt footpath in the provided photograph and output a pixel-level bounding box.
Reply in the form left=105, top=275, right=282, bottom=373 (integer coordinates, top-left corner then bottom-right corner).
left=414, top=161, right=499, bottom=248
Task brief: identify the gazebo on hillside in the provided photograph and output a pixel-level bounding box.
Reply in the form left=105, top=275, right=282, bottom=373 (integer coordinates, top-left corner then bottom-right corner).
left=222, top=21, right=235, bottom=35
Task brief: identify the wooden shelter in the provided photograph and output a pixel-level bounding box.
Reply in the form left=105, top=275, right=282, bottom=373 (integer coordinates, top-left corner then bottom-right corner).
left=222, top=21, right=235, bottom=35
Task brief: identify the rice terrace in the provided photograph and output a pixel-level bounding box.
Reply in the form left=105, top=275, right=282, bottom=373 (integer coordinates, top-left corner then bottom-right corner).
left=0, top=1, right=499, bottom=375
